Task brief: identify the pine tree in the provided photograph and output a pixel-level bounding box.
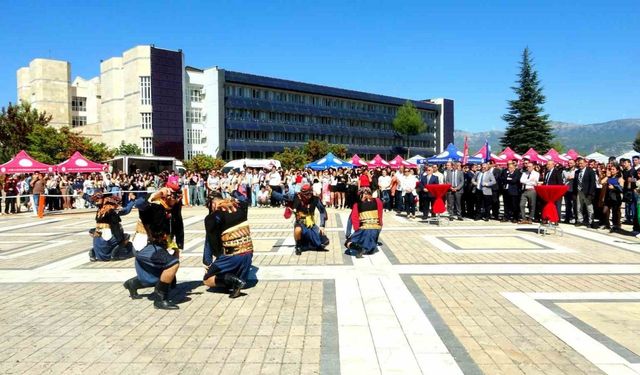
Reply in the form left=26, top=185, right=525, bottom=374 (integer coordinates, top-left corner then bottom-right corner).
left=633, top=131, right=640, bottom=153
left=501, top=48, right=553, bottom=154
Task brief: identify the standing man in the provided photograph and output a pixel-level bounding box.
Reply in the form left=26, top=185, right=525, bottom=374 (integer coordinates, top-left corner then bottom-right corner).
left=3, top=174, right=18, bottom=214
left=518, top=162, right=539, bottom=224
left=502, top=161, right=522, bottom=223
left=445, top=162, right=464, bottom=221
left=488, top=161, right=502, bottom=220
left=30, top=172, right=45, bottom=215
left=562, top=159, right=577, bottom=223
left=462, top=164, right=477, bottom=219
left=573, top=157, right=597, bottom=227
left=419, top=166, right=438, bottom=219
left=474, top=163, right=496, bottom=221
left=541, top=160, right=564, bottom=220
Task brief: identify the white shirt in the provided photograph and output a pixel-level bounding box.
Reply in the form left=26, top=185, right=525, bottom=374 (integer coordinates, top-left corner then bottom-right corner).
left=400, top=174, right=418, bottom=195
left=519, top=170, right=540, bottom=190
left=378, top=175, right=391, bottom=190
left=268, top=172, right=281, bottom=186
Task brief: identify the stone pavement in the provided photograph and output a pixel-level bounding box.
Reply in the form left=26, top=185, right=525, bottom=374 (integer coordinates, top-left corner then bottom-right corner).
left=1, top=207, right=640, bottom=374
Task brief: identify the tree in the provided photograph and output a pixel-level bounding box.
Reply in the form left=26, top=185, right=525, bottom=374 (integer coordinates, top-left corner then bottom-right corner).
left=548, top=140, right=566, bottom=153
left=182, top=154, right=225, bottom=172
left=501, top=47, right=553, bottom=154
left=0, top=101, right=52, bottom=162
left=392, top=101, right=426, bottom=157
left=328, top=144, right=348, bottom=159
left=272, top=147, right=309, bottom=170
left=26, top=125, right=114, bottom=164
left=116, top=141, right=142, bottom=156
left=303, top=140, right=329, bottom=161
left=633, top=131, right=640, bottom=153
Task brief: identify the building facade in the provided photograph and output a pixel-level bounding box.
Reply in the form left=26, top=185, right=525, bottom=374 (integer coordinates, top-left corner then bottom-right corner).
left=17, top=45, right=454, bottom=161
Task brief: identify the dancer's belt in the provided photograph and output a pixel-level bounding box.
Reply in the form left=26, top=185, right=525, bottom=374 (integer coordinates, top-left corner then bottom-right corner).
left=221, top=222, right=253, bottom=256
left=359, top=210, right=381, bottom=230
left=95, top=223, right=110, bottom=229
left=135, top=221, right=146, bottom=234
left=295, top=212, right=315, bottom=228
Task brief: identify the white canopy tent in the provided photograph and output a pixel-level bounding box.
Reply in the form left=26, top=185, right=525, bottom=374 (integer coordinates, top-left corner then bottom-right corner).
left=616, top=150, right=640, bottom=162
left=223, top=158, right=282, bottom=171
left=584, top=152, right=609, bottom=164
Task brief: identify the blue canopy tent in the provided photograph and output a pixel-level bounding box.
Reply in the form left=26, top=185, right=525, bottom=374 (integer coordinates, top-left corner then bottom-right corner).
left=425, top=143, right=483, bottom=164
left=305, top=153, right=355, bottom=170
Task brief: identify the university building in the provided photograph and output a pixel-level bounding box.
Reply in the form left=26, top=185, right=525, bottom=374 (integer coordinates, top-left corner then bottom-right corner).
left=17, top=45, right=454, bottom=161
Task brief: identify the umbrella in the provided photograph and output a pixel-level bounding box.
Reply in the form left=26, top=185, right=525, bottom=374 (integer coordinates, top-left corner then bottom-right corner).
left=367, top=154, right=390, bottom=168
left=305, top=153, right=354, bottom=170
left=493, top=147, right=523, bottom=166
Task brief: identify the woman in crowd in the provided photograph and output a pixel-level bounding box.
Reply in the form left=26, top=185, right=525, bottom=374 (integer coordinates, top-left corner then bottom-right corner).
left=601, top=164, right=624, bottom=232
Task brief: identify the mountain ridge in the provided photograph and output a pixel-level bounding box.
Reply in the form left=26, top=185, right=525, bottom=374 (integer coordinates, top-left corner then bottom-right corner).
left=454, top=119, right=640, bottom=155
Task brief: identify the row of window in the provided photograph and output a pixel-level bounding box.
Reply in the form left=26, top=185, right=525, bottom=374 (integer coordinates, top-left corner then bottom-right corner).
left=72, top=116, right=86, bottom=127
left=190, top=88, right=203, bottom=103
left=224, top=84, right=437, bottom=119
left=72, top=96, right=86, bottom=111
left=141, top=112, right=152, bottom=130
left=186, top=150, right=204, bottom=160
left=226, top=108, right=402, bottom=132
left=186, top=109, right=202, bottom=124
left=226, top=130, right=433, bottom=148
left=186, top=128, right=204, bottom=145
left=140, top=76, right=151, bottom=105
left=142, top=137, right=153, bottom=155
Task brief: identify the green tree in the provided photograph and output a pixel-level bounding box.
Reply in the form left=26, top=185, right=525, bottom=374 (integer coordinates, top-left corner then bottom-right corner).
left=392, top=101, right=426, bottom=157
left=0, top=101, right=52, bottom=162
left=548, top=140, right=566, bottom=153
left=26, top=125, right=114, bottom=164
left=328, top=144, right=348, bottom=159
left=183, top=154, right=226, bottom=172
left=501, top=48, right=553, bottom=153
left=633, top=131, right=640, bottom=153
left=116, top=141, right=142, bottom=156
left=303, top=140, right=329, bottom=161
left=272, top=147, right=309, bottom=170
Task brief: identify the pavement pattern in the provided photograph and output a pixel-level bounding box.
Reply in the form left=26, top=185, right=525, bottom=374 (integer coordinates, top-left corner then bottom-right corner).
left=1, top=206, right=640, bottom=374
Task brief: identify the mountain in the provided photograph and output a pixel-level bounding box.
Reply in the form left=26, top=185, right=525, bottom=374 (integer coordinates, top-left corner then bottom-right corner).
left=454, top=119, right=640, bottom=156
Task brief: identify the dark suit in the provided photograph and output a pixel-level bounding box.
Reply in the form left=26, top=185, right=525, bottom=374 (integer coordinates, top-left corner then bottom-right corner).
left=542, top=167, right=564, bottom=218
left=573, top=167, right=596, bottom=224
left=503, top=169, right=522, bottom=221
left=445, top=169, right=464, bottom=218
left=490, top=167, right=502, bottom=219
left=420, top=174, right=439, bottom=217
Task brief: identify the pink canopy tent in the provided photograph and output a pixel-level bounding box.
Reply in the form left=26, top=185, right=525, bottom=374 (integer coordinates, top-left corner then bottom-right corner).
left=494, top=147, right=523, bottom=166
left=471, top=146, right=500, bottom=164
left=0, top=150, right=55, bottom=174
left=349, top=154, right=368, bottom=167
left=57, top=151, right=107, bottom=173
left=368, top=154, right=390, bottom=168
left=544, top=149, right=570, bottom=166
left=521, top=148, right=549, bottom=164
left=388, top=155, right=417, bottom=169
left=563, top=149, right=581, bottom=160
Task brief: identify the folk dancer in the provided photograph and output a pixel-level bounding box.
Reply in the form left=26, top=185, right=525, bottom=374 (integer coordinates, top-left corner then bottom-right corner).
left=345, top=188, right=383, bottom=258
left=202, top=191, right=253, bottom=298
left=284, top=183, right=329, bottom=255
left=123, top=183, right=184, bottom=310
left=88, top=192, right=139, bottom=261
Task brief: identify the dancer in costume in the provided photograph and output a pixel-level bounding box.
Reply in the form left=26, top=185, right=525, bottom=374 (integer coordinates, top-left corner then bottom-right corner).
left=88, top=192, right=139, bottom=261
left=284, top=183, right=329, bottom=255
left=202, top=191, right=253, bottom=298
left=123, top=183, right=184, bottom=310
left=345, top=188, right=383, bottom=258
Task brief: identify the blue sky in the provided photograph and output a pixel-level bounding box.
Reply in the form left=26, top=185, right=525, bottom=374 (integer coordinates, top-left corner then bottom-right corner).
left=1, top=0, right=638, bottom=132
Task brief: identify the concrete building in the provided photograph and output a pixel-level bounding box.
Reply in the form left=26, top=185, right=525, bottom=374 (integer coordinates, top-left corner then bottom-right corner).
left=17, top=45, right=454, bottom=161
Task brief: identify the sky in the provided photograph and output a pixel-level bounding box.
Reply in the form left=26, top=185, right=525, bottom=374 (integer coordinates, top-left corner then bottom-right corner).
left=1, top=0, right=638, bottom=132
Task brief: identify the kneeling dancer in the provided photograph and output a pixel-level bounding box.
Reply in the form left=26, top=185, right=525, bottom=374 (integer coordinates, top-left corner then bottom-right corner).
left=202, top=191, right=253, bottom=298
left=123, top=184, right=184, bottom=310
left=89, top=192, right=137, bottom=261
left=345, top=188, right=383, bottom=258
left=285, top=183, right=329, bottom=255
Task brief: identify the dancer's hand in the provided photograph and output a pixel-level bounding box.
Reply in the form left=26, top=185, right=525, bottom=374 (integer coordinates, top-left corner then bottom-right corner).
left=319, top=227, right=325, bottom=236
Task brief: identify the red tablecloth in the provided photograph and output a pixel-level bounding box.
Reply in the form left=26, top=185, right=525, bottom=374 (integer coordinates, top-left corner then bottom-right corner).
left=425, top=184, right=451, bottom=214
left=535, top=185, right=568, bottom=223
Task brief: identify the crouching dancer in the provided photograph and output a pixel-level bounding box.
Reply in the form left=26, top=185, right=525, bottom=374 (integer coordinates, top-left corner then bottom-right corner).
left=123, top=184, right=184, bottom=310
left=345, top=188, right=383, bottom=258
left=89, top=192, right=139, bottom=261
left=285, top=183, right=329, bottom=255
left=203, top=191, right=253, bottom=298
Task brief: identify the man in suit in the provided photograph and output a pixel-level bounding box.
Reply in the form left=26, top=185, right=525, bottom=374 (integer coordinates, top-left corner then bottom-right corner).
left=445, top=162, right=464, bottom=221
left=473, top=163, right=496, bottom=221
left=519, top=162, right=540, bottom=224
left=461, top=164, right=476, bottom=219
left=502, top=161, right=522, bottom=222
left=488, top=161, right=502, bottom=220
left=573, top=157, right=597, bottom=227
left=562, top=159, right=577, bottom=223
left=420, top=166, right=440, bottom=218
left=542, top=160, right=564, bottom=219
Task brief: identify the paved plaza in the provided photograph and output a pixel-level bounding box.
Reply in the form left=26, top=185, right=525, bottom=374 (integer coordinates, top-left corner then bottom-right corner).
left=1, top=207, right=640, bottom=374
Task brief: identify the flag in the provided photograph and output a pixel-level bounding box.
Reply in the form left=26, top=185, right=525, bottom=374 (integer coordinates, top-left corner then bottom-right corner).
left=462, top=136, right=469, bottom=165
left=483, top=139, right=491, bottom=162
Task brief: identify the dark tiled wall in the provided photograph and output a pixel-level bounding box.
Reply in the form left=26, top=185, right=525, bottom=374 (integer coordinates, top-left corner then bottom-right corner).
left=442, top=99, right=455, bottom=147
left=151, top=47, right=184, bottom=159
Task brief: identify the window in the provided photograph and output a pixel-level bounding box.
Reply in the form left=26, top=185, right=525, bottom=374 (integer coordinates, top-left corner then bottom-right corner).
left=71, top=96, right=86, bottom=111
left=141, top=113, right=152, bottom=129
left=190, top=89, right=202, bottom=102
left=186, top=129, right=203, bottom=145
left=72, top=116, right=86, bottom=127
left=140, top=76, right=151, bottom=105
left=187, top=109, right=202, bottom=124
left=142, top=137, right=153, bottom=155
